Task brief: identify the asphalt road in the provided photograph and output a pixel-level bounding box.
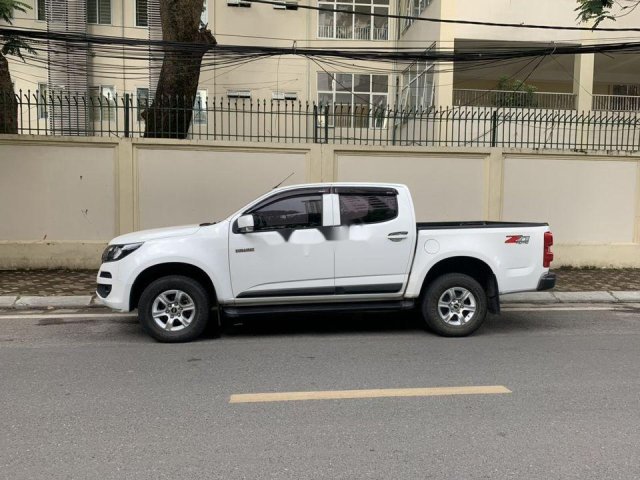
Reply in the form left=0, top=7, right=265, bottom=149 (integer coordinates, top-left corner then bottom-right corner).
left=1, top=306, right=639, bottom=480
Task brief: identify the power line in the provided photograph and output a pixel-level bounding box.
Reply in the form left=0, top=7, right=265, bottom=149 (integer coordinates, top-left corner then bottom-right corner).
left=5, top=26, right=640, bottom=64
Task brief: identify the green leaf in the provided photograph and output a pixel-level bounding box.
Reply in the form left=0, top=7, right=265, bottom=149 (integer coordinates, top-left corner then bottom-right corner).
left=1, top=34, right=36, bottom=61
left=0, top=0, right=32, bottom=24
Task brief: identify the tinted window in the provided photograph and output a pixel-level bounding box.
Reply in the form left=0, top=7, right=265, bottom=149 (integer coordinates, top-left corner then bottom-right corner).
left=340, top=194, right=398, bottom=225
left=251, top=194, right=323, bottom=230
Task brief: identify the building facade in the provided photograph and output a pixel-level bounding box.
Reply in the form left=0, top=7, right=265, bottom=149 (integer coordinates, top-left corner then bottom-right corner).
left=5, top=0, right=640, bottom=138
left=398, top=0, right=640, bottom=112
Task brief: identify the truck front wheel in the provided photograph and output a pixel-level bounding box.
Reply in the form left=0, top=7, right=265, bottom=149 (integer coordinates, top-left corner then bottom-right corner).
left=138, top=275, right=211, bottom=343
left=421, top=273, right=488, bottom=337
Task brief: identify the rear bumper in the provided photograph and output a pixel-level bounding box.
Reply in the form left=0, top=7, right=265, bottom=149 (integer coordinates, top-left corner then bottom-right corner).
left=537, top=272, right=556, bottom=291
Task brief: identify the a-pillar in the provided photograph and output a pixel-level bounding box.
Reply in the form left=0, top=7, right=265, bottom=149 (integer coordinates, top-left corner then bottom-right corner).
left=573, top=53, right=594, bottom=112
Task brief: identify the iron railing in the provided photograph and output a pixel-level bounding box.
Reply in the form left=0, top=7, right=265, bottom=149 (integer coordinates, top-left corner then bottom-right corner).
left=592, top=94, right=640, bottom=112
left=454, top=89, right=576, bottom=110
left=317, top=24, right=388, bottom=40
left=3, top=90, right=640, bottom=151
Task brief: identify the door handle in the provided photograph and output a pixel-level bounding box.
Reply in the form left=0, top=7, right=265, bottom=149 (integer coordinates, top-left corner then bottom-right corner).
left=387, top=231, right=409, bottom=242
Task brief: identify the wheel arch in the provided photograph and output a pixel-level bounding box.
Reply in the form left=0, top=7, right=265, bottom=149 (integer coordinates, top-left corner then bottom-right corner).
left=129, top=262, right=217, bottom=311
left=419, top=256, right=500, bottom=314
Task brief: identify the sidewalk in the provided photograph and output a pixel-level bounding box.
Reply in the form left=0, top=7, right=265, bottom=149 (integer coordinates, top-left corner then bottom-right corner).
left=0, top=268, right=639, bottom=308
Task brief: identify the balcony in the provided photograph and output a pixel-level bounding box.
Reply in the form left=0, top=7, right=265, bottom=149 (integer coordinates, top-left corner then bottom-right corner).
left=318, top=24, right=388, bottom=40
left=454, top=89, right=576, bottom=110
left=592, top=95, right=640, bottom=112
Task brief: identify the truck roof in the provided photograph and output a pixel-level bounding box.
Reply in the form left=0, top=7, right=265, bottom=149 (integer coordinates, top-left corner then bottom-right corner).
left=273, top=182, right=409, bottom=193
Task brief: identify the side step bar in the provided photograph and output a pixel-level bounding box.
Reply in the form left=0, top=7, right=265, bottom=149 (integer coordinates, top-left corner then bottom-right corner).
left=222, top=300, right=416, bottom=318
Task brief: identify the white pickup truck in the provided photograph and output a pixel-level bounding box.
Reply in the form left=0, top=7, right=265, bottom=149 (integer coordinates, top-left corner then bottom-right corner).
left=97, top=183, right=555, bottom=342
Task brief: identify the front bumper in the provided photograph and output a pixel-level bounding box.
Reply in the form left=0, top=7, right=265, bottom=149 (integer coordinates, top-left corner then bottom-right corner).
left=537, top=272, right=557, bottom=291
left=95, top=264, right=131, bottom=312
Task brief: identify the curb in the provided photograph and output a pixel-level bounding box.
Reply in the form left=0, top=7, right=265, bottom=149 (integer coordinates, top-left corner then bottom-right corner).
left=1, top=291, right=640, bottom=309
left=0, top=295, right=100, bottom=309
left=501, top=291, right=640, bottom=304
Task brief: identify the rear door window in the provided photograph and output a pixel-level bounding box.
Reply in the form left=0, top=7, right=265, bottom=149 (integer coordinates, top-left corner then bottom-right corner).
left=339, top=193, right=398, bottom=225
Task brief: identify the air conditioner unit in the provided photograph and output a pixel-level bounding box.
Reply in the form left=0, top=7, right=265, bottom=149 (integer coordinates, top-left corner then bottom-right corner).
left=272, top=91, right=298, bottom=101
left=273, top=1, right=298, bottom=9
left=227, top=90, right=251, bottom=99
left=227, top=0, right=251, bottom=7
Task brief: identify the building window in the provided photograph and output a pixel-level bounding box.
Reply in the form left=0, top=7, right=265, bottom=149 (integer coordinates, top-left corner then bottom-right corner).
left=136, top=87, right=149, bottom=121
left=90, top=86, right=116, bottom=122
left=401, top=55, right=435, bottom=110
left=399, top=0, right=432, bottom=33
left=318, top=0, right=389, bottom=41
left=37, top=83, right=48, bottom=119
left=135, top=0, right=148, bottom=27
left=201, top=0, right=208, bottom=26
left=36, top=0, right=46, bottom=21
left=193, top=90, right=207, bottom=125
left=87, top=0, right=111, bottom=25
left=317, top=72, right=388, bottom=128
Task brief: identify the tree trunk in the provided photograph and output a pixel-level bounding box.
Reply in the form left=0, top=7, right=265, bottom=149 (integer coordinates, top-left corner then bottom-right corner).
left=143, top=0, right=215, bottom=139
left=0, top=53, right=18, bottom=135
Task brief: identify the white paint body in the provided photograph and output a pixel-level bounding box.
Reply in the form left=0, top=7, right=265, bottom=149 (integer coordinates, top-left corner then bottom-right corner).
left=97, top=183, right=551, bottom=312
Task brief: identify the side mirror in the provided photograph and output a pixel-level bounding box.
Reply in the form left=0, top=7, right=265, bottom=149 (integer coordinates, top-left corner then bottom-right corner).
left=237, top=214, right=255, bottom=233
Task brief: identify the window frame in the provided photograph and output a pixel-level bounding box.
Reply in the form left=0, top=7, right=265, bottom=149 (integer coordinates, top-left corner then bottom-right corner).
left=37, top=82, right=48, bottom=119
left=317, top=72, right=389, bottom=129
left=192, top=89, right=208, bottom=125
left=135, top=0, right=148, bottom=27
left=36, top=0, right=46, bottom=21
left=336, top=187, right=399, bottom=226
left=236, top=187, right=330, bottom=233
left=201, top=0, right=208, bottom=26
left=318, top=0, right=389, bottom=41
left=87, top=0, right=112, bottom=25
left=135, top=87, right=149, bottom=122
left=91, top=85, right=116, bottom=122
left=400, top=49, right=435, bottom=111
left=399, top=0, right=432, bottom=33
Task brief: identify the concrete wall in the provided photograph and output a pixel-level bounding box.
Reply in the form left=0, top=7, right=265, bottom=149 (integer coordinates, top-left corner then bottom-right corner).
left=1, top=135, right=639, bottom=269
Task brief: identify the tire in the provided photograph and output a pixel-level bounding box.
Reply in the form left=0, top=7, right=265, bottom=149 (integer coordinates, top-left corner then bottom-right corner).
left=138, top=275, right=211, bottom=343
left=421, top=273, right=488, bottom=337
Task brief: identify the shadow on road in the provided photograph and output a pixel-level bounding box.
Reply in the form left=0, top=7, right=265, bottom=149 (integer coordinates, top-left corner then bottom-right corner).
left=217, top=310, right=566, bottom=339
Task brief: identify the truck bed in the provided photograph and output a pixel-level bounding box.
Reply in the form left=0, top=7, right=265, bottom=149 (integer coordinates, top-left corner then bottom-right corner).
left=417, top=221, right=548, bottom=230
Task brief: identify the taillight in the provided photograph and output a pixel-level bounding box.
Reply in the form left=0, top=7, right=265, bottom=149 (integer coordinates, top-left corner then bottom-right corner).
left=543, top=231, right=554, bottom=268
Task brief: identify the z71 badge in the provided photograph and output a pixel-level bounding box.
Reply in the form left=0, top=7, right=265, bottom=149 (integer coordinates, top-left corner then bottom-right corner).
left=505, top=235, right=530, bottom=244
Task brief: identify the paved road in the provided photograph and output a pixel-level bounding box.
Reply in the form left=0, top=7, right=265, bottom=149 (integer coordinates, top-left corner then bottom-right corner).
left=1, top=306, right=639, bottom=479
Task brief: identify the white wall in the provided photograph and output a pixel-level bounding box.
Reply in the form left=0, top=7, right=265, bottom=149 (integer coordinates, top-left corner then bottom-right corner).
left=1, top=136, right=639, bottom=268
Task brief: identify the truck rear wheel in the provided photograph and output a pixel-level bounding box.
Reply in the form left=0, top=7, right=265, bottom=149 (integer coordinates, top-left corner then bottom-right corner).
left=421, top=273, right=488, bottom=337
left=138, top=275, right=210, bottom=343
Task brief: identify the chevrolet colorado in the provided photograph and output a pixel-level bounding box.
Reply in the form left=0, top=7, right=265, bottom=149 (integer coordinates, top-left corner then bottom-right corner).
left=97, top=183, right=555, bottom=342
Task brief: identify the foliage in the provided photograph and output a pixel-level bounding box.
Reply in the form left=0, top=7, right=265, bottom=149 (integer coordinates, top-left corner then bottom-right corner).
left=0, top=0, right=33, bottom=60
left=496, top=76, right=538, bottom=108
left=575, top=0, right=640, bottom=27
left=0, top=0, right=32, bottom=134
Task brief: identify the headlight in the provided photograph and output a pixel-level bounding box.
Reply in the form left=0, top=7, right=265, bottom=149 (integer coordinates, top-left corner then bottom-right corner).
left=101, top=243, right=143, bottom=263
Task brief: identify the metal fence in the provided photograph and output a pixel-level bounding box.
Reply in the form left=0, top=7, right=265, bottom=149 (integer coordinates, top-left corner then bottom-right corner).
left=3, top=90, right=640, bottom=151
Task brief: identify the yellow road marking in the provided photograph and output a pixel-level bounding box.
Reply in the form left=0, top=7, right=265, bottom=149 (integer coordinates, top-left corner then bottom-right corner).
left=229, top=385, right=511, bottom=404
